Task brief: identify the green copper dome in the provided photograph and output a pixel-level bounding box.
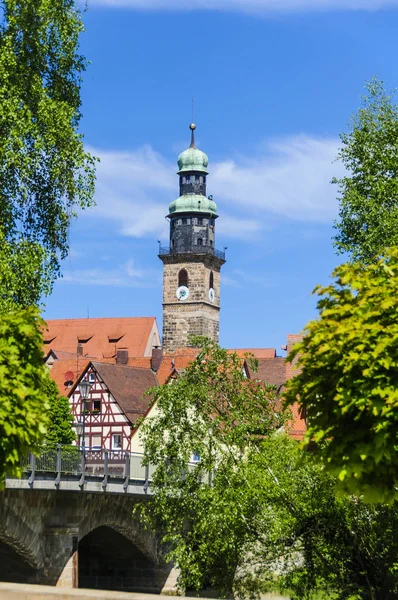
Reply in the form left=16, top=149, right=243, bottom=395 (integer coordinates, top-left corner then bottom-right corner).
left=169, top=194, right=217, bottom=216
left=177, top=146, right=209, bottom=174
left=177, top=123, right=209, bottom=174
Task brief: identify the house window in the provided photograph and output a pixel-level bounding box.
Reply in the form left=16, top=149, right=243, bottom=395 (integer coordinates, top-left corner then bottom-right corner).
left=92, top=399, right=101, bottom=413
left=178, top=269, right=188, bottom=287
left=89, top=372, right=95, bottom=383
left=112, top=434, right=123, bottom=451
left=83, top=399, right=91, bottom=414
left=191, top=451, right=200, bottom=463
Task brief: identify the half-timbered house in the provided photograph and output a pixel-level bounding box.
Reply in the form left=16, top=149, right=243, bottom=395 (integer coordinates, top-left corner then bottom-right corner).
left=71, top=361, right=158, bottom=454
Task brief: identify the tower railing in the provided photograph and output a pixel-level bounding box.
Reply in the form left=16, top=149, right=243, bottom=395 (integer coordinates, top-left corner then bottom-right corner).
left=159, top=245, right=225, bottom=261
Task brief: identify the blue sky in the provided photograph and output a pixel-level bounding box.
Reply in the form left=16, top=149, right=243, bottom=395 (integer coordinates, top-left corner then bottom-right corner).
left=44, top=0, right=398, bottom=352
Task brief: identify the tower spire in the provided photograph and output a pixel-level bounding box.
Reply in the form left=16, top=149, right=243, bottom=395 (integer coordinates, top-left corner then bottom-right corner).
left=189, top=123, right=196, bottom=149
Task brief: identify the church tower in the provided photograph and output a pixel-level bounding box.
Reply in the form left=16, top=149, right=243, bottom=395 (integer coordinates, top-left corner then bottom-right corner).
left=159, top=124, right=226, bottom=353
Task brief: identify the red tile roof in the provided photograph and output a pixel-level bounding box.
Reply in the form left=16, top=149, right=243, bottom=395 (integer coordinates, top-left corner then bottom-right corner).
left=285, top=333, right=306, bottom=440
left=156, top=353, right=199, bottom=385
left=248, top=357, right=286, bottom=389
left=49, top=357, right=91, bottom=396
left=43, top=317, right=158, bottom=359
left=230, top=348, right=276, bottom=359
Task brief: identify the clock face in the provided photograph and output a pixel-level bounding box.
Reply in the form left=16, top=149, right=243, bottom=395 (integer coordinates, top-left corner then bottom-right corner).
left=209, top=288, right=215, bottom=303
left=176, top=286, right=190, bottom=301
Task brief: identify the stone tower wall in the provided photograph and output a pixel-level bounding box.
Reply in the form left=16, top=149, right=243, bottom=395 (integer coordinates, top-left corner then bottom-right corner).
left=161, top=256, right=222, bottom=352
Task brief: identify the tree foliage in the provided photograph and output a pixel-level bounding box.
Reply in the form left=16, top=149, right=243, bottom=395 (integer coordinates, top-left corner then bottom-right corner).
left=333, top=77, right=398, bottom=264
left=137, top=349, right=398, bottom=600
left=285, top=248, right=398, bottom=502
left=0, top=309, right=51, bottom=483
left=0, top=0, right=96, bottom=300
left=44, top=377, right=75, bottom=447
left=136, top=339, right=283, bottom=597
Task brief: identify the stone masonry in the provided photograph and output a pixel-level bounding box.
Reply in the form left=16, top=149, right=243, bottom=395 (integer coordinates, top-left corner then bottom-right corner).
left=0, top=489, right=176, bottom=593
left=160, top=253, right=223, bottom=352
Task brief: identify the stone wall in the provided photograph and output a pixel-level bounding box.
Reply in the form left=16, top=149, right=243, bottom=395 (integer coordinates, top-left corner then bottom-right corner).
left=160, top=253, right=223, bottom=352
left=0, top=489, right=175, bottom=593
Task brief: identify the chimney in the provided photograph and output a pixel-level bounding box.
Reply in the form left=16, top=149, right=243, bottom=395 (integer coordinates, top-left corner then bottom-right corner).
left=151, top=347, right=163, bottom=372
left=116, top=349, right=129, bottom=365
left=77, top=343, right=83, bottom=356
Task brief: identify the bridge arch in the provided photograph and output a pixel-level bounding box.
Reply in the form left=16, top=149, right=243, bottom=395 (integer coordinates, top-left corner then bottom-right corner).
left=0, top=503, right=42, bottom=576
left=0, top=532, right=40, bottom=584
left=78, top=525, right=171, bottom=593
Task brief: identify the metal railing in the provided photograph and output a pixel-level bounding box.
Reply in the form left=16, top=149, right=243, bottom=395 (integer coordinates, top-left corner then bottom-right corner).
left=17, top=446, right=207, bottom=494
left=18, top=446, right=154, bottom=493
left=159, top=246, right=225, bottom=261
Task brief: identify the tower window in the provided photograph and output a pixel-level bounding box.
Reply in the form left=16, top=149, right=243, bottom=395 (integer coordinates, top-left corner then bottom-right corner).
left=210, top=240, right=213, bottom=247
left=197, top=238, right=203, bottom=246
left=210, top=271, right=214, bottom=289
left=178, top=269, right=188, bottom=287
left=178, top=219, right=182, bottom=225
left=182, top=218, right=187, bottom=225
left=197, top=217, right=203, bottom=226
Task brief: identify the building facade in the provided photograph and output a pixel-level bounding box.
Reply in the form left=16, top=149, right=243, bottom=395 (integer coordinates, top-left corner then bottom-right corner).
left=159, top=124, right=226, bottom=353
left=70, top=361, right=157, bottom=455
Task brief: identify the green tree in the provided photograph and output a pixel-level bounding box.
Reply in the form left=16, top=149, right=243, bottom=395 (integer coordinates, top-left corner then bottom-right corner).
left=44, top=378, right=75, bottom=447
left=0, top=0, right=96, bottom=302
left=136, top=339, right=285, bottom=597
left=333, top=77, right=398, bottom=264
left=284, top=248, right=398, bottom=502
left=0, top=309, right=51, bottom=483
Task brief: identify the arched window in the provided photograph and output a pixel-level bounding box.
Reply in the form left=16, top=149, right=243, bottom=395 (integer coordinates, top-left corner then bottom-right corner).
left=209, top=271, right=214, bottom=289
left=197, top=238, right=203, bottom=246
left=178, top=269, right=188, bottom=287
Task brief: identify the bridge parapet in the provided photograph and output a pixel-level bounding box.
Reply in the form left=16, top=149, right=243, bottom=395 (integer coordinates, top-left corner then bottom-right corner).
left=9, top=446, right=156, bottom=496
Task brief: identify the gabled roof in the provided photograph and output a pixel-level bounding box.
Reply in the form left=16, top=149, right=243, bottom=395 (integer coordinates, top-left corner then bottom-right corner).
left=43, top=317, right=158, bottom=359
left=91, top=362, right=158, bottom=426
left=247, top=357, right=286, bottom=390
left=49, top=357, right=91, bottom=396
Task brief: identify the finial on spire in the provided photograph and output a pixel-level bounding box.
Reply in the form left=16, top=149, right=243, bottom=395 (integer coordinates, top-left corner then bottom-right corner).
left=189, top=123, right=196, bottom=148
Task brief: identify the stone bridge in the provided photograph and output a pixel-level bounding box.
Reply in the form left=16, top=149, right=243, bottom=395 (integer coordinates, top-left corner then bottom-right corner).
left=0, top=449, right=177, bottom=594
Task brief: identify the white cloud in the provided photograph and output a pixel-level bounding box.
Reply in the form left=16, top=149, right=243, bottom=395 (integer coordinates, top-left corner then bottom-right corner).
left=211, top=135, right=342, bottom=223
left=87, top=134, right=342, bottom=243
left=61, top=258, right=161, bottom=287
left=89, top=0, right=398, bottom=14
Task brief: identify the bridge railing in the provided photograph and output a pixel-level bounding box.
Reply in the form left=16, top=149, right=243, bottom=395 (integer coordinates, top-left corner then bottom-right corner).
left=17, top=446, right=207, bottom=493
